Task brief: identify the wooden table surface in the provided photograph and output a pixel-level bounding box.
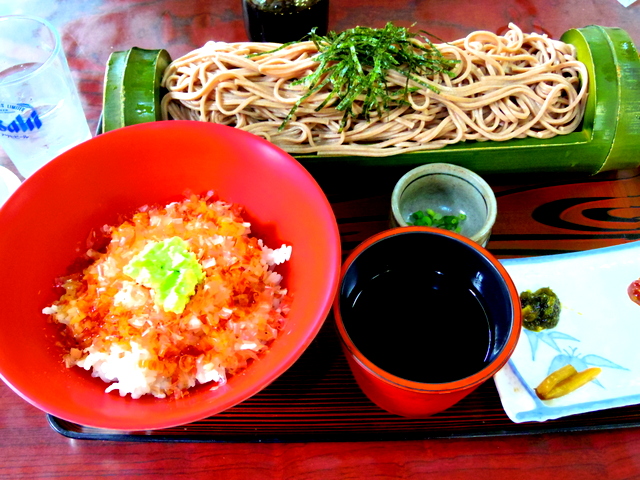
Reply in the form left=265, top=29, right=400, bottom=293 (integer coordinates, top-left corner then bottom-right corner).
left=1, top=1, right=640, bottom=478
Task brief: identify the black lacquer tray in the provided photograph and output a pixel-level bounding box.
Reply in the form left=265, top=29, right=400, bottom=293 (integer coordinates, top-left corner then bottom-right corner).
left=48, top=167, right=640, bottom=442
left=48, top=317, right=640, bottom=442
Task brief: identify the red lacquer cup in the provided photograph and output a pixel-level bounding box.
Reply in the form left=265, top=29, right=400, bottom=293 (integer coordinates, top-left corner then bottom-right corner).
left=333, top=227, right=522, bottom=418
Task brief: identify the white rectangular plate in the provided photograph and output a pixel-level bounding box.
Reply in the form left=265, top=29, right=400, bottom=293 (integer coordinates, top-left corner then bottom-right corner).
left=494, top=241, right=640, bottom=423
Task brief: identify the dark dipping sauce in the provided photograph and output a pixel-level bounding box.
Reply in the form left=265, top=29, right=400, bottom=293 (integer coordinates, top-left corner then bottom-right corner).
left=242, top=0, right=329, bottom=43
left=343, top=268, right=492, bottom=384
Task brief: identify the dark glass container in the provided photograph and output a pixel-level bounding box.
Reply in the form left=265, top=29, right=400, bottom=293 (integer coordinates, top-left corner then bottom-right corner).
left=242, top=0, right=329, bottom=43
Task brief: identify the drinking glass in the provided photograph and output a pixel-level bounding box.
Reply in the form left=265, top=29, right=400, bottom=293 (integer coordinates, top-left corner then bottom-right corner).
left=0, top=15, right=91, bottom=178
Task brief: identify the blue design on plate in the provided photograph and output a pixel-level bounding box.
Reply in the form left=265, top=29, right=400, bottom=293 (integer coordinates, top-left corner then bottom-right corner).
left=524, top=328, right=579, bottom=361
left=547, top=347, right=629, bottom=388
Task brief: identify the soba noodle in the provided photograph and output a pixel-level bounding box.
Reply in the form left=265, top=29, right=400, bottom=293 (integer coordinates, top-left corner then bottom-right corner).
left=160, top=23, right=588, bottom=157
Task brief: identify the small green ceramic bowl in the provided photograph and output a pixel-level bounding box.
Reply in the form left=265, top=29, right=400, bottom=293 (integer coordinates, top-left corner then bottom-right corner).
left=390, top=163, right=497, bottom=247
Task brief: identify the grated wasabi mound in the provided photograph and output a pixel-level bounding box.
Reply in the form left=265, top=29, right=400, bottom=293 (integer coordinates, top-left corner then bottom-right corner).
left=123, top=236, right=205, bottom=314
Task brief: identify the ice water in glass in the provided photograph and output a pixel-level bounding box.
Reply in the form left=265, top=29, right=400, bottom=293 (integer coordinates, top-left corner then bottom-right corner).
left=0, top=16, right=91, bottom=178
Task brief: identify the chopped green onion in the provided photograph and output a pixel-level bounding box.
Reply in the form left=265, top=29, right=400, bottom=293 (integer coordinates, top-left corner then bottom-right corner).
left=408, top=210, right=466, bottom=232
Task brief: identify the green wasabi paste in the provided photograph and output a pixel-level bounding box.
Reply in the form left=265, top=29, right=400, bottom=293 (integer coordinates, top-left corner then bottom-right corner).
left=123, top=236, right=205, bottom=314
left=520, top=287, right=561, bottom=332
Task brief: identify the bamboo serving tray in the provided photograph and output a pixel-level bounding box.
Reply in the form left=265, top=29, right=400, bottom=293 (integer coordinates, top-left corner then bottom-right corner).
left=294, top=26, right=640, bottom=176
left=97, top=26, right=640, bottom=178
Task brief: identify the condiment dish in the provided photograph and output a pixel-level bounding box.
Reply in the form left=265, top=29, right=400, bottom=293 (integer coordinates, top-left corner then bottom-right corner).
left=390, top=163, right=497, bottom=246
left=496, top=240, right=640, bottom=423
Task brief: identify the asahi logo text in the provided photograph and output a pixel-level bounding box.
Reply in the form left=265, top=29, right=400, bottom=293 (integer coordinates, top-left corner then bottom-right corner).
left=0, top=103, right=42, bottom=133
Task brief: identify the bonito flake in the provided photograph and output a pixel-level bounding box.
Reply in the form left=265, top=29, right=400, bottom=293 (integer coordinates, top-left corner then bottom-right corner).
left=43, top=192, right=291, bottom=399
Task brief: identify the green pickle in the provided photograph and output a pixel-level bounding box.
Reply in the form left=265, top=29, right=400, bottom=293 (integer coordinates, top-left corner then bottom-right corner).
left=520, top=287, right=561, bottom=332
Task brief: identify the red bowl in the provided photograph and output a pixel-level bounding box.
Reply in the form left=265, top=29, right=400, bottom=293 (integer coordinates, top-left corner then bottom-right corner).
left=0, top=121, right=341, bottom=430
left=333, top=227, right=521, bottom=418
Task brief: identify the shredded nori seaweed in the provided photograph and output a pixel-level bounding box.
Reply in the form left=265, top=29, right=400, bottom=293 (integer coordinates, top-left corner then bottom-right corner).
left=253, top=22, right=460, bottom=131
